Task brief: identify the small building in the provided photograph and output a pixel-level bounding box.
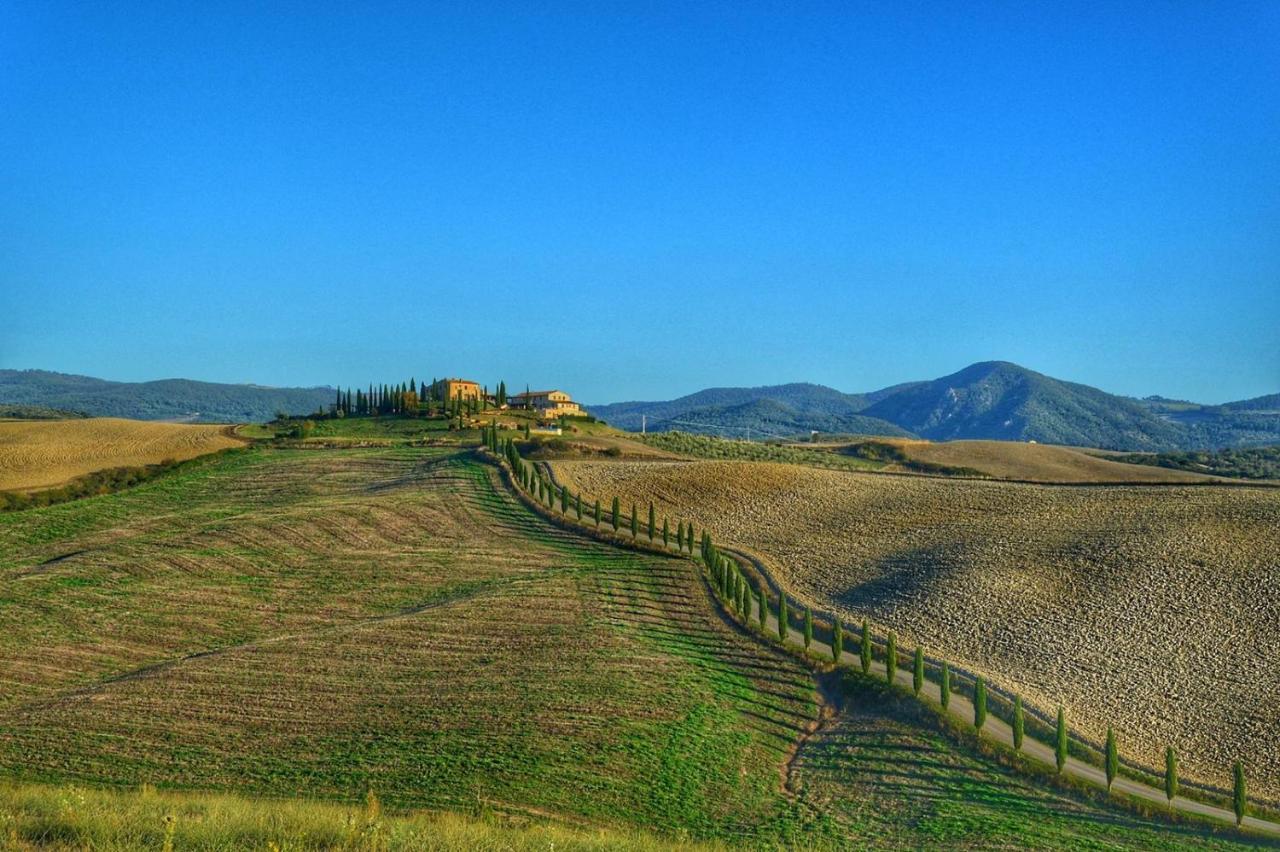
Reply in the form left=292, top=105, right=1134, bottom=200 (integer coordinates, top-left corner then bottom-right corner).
left=512, top=389, right=584, bottom=417
left=430, top=378, right=483, bottom=402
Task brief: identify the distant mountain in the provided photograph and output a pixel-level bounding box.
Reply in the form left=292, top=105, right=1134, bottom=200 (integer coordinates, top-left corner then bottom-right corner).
left=588, top=383, right=909, bottom=439
left=593, top=363, right=1280, bottom=451
left=0, top=370, right=334, bottom=423
left=860, top=361, right=1187, bottom=450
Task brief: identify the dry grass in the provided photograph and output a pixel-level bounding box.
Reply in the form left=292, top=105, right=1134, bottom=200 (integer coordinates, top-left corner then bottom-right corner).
left=818, top=438, right=1223, bottom=483
left=550, top=458, right=1280, bottom=801
left=0, top=418, right=241, bottom=491
left=0, top=780, right=712, bottom=850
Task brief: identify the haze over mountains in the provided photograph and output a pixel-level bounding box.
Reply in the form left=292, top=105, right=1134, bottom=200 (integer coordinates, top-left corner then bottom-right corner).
left=590, top=361, right=1280, bottom=452
left=4, top=362, right=1277, bottom=451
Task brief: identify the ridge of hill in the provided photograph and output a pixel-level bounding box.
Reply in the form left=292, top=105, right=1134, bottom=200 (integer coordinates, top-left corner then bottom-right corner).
left=592, top=363, right=1280, bottom=451
left=0, top=369, right=334, bottom=423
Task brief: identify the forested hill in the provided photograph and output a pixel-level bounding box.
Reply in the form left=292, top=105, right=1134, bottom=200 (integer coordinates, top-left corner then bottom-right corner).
left=0, top=370, right=334, bottom=423
left=587, top=383, right=910, bottom=438
left=591, top=362, right=1280, bottom=451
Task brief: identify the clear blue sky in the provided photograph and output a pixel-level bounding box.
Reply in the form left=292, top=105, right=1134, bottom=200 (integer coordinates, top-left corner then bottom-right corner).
left=2, top=2, right=1277, bottom=404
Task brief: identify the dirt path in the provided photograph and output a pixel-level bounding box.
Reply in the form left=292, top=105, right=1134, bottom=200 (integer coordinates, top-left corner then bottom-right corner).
left=531, top=456, right=1280, bottom=840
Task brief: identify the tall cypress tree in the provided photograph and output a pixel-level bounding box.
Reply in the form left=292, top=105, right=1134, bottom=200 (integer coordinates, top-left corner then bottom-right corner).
left=778, top=594, right=789, bottom=642
left=1233, top=761, right=1247, bottom=826
left=803, top=608, right=813, bottom=651
left=685, top=524, right=694, bottom=553
left=663, top=518, right=670, bottom=547
left=940, top=663, right=951, bottom=709
left=1013, top=696, right=1025, bottom=751
left=676, top=521, right=684, bottom=550
left=648, top=503, right=656, bottom=540
left=630, top=503, right=637, bottom=537
left=575, top=492, right=583, bottom=521
left=885, top=632, right=897, bottom=685
left=594, top=499, right=601, bottom=527
left=831, top=617, right=843, bottom=663
left=913, top=647, right=924, bottom=695
left=757, top=586, right=767, bottom=629
left=860, top=619, right=871, bottom=674
left=1104, top=727, right=1117, bottom=790
left=611, top=497, right=620, bottom=531
left=973, top=676, right=987, bottom=729
left=1164, top=746, right=1177, bottom=806
left=560, top=485, right=568, bottom=514
left=1055, top=707, right=1068, bottom=774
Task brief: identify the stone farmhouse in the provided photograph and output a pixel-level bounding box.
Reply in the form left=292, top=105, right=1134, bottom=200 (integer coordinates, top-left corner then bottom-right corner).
left=512, top=389, right=584, bottom=417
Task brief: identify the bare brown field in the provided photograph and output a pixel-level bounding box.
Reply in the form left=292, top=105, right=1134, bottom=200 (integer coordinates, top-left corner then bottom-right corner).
left=550, top=458, right=1280, bottom=801
left=0, top=417, right=242, bottom=491
left=818, top=438, right=1223, bottom=483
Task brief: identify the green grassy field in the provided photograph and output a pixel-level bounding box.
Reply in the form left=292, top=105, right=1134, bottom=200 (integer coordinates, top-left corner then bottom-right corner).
left=0, top=445, right=1266, bottom=848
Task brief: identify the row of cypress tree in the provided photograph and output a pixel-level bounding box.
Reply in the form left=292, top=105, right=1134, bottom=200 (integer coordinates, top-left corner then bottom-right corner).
left=490, top=436, right=1253, bottom=829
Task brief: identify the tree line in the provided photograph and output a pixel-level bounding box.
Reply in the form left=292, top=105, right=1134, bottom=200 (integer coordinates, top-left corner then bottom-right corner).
left=486, top=432, right=1257, bottom=830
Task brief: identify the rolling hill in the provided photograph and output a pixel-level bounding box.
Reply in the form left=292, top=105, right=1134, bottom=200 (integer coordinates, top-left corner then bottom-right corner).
left=589, top=382, right=910, bottom=438
left=0, top=369, right=334, bottom=423
left=592, top=362, right=1280, bottom=451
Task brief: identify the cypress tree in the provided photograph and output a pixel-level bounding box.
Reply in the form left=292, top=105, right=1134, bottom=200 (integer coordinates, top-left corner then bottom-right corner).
left=663, top=518, right=670, bottom=547
left=560, top=485, right=568, bottom=513
left=739, top=577, right=749, bottom=616
left=778, top=594, right=789, bottom=642
left=973, top=676, right=987, bottom=730
left=860, top=619, right=871, bottom=674
left=648, top=503, right=656, bottom=539
left=1055, top=706, right=1068, bottom=774
left=831, top=617, right=843, bottom=663
left=685, top=524, right=694, bottom=553
left=630, top=503, right=637, bottom=538
left=594, top=499, right=601, bottom=527
left=575, top=492, right=583, bottom=521
left=611, top=497, right=620, bottom=531
left=1233, top=761, right=1246, bottom=826
left=1164, top=746, right=1177, bottom=806
left=757, top=586, right=767, bottom=629
left=803, top=608, right=813, bottom=651
left=913, top=647, right=924, bottom=695
left=885, top=632, right=897, bottom=685
left=1013, top=696, right=1025, bottom=751
left=940, top=663, right=951, bottom=709
left=676, top=521, right=684, bottom=550
left=1104, top=727, right=1117, bottom=790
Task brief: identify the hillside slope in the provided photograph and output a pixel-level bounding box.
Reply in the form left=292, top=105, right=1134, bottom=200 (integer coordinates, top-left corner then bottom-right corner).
left=0, top=445, right=1252, bottom=848
left=550, top=459, right=1280, bottom=803
left=0, top=417, right=242, bottom=490
left=0, top=369, right=333, bottom=423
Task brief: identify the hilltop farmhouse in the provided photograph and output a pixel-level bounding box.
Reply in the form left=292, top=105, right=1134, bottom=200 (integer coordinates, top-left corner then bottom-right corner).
left=513, top=389, right=584, bottom=417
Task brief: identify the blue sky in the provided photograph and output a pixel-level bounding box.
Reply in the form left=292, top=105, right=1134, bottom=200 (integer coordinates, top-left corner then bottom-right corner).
left=2, top=2, right=1277, bottom=404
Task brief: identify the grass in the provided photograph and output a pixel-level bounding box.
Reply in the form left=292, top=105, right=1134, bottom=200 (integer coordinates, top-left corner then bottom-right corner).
left=638, top=432, right=884, bottom=472
left=1, top=443, right=1270, bottom=848
left=0, top=446, right=820, bottom=842
left=549, top=457, right=1280, bottom=804
left=0, top=782, right=712, bottom=850
left=791, top=673, right=1258, bottom=849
